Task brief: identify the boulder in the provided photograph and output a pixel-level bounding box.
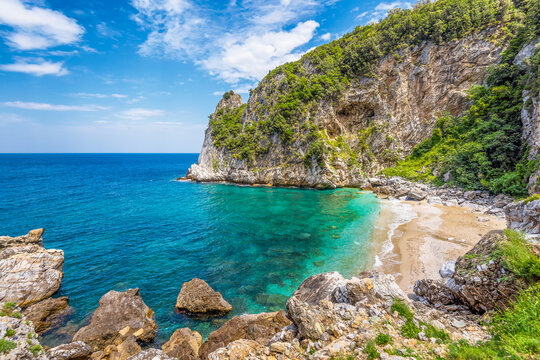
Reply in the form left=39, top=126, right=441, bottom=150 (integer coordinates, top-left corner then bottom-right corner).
left=175, top=278, right=232, bottom=315
left=126, top=349, right=176, bottom=360
left=287, top=272, right=346, bottom=306
left=414, top=279, right=457, bottom=306
left=162, top=328, right=202, bottom=360
left=73, top=288, right=156, bottom=351
left=24, top=296, right=72, bottom=334
left=439, top=260, right=456, bottom=278
left=199, top=310, right=291, bottom=360
left=208, top=339, right=265, bottom=360
left=0, top=229, right=64, bottom=306
left=407, top=189, right=427, bottom=201
left=505, top=199, right=540, bottom=235
left=47, top=341, right=92, bottom=360
left=463, top=191, right=476, bottom=201
left=103, top=335, right=142, bottom=360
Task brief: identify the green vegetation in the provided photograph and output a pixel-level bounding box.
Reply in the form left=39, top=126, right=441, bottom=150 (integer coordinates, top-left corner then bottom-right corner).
left=391, top=299, right=414, bottom=320
left=523, top=193, right=540, bottom=204
left=391, top=299, right=450, bottom=341
left=210, top=0, right=529, bottom=169
left=501, top=229, right=540, bottom=280
left=384, top=0, right=540, bottom=196
left=0, top=339, right=16, bottom=354
left=375, top=333, right=392, bottom=345
left=363, top=340, right=380, bottom=359
left=5, top=329, right=15, bottom=337
left=29, top=344, right=42, bottom=357
left=0, top=302, right=21, bottom=318
left=449, top=285, right=540, bottom=359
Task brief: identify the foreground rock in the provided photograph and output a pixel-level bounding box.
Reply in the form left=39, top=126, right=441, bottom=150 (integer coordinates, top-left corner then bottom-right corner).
left=23, top=296, right=72, bottom=334
left=414, top=231, right=530, bottom=313
left=175, top=278, right=232, bottom=315
left=126, top=349, right=176, bottom=360
left=199, top=310, right=291, bottom=360
left=47, top=341, right=92, bottom=360
left=208, top=272, right=487, bottom=360
left=0, top=229, right=64, bottom=306
left=162, top=327, right=202, bottom=360
left=73, top=288, right=156, bottom=352
left=0, top=302, right=46, bottom=360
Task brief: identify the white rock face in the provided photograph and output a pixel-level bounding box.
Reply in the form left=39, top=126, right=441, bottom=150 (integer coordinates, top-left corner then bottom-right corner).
left=187, top=30, right=505, bottom=188
left=0, top=229, right=64, bottom=307
left=0, top=304, right=47, bottom=360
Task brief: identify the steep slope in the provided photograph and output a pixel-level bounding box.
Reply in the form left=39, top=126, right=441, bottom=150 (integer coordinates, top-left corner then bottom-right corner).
left=187, top=0, right=530, bottom=189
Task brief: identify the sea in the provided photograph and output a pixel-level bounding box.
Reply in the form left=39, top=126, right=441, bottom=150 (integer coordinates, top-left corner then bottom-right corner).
left=0, top=153, right=381, bottom=345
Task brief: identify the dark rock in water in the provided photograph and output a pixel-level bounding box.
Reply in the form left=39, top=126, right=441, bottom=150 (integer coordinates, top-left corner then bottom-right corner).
left=175, top=278, right=232, bottom=315
left=0, top=228, right=64, bottom=307
left=24, top=296, right=72, bottom=334
left=199, top=310, right=290, bottom=360
left=73, top=288, right=156, bottom=351
left=47, top=341, right=92, bottom=360
left=313, top=260, right=325, bottom=267
left=162, top=327, right=202, bottom=360
left=254, top=293, right=289, bottom=308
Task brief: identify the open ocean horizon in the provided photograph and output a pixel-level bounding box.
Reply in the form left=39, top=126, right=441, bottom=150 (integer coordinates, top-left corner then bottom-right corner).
left=0, top=153, right=381, bottom=345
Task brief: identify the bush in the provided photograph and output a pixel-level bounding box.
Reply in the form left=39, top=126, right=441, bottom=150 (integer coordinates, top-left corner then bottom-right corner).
left=0, top=339, right=16, bottom=354
left=5, top=329, right=15, bottom=337
left=375, top=333, right=392, bottom=345
left=363, top=340, right=380, bottom=359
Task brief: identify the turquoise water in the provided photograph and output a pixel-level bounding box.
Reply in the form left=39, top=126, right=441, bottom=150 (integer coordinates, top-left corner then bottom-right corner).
left=0, top=154, right=380, bottom=345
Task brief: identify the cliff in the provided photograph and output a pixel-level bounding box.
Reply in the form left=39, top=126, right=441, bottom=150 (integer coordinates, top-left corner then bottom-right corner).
left=185, top=0, right=537, bottom=189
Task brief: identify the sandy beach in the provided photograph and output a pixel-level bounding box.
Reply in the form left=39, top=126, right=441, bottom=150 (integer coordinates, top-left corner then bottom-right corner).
left=371, top=199, right=507, bottom=291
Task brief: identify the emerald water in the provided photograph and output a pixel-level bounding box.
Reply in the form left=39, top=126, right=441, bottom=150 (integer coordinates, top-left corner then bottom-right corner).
left=0, top=154, right=380, bottom=345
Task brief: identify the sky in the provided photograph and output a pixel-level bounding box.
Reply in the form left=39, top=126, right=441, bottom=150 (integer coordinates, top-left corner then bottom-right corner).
left=0, top=0, right=412, bottom=153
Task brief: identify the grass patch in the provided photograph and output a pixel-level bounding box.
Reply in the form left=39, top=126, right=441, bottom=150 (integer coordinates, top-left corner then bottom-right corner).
left=501, top=229, right=540, bottom=280
left=0, top=339, right=16, bottom=354
left=523, top=194, right=540, bottom=204
left=375, top=333, right=392, bottom=345
left=402, top=319, right=421, bottom=339
left=363, top=340, right=380, bottom=360
left=391, top=299, right=414, bottom=321
left=449, top=285, right=540, bottom=359
left=5, top=329, right=15, bottom=337
left=423, top=323, right=450, bottom=342
left=29, top=344, right=42, bottom=357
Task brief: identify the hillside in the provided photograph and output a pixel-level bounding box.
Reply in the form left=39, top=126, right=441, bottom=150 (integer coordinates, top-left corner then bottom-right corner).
left=186, top=0, right=540, bottom=194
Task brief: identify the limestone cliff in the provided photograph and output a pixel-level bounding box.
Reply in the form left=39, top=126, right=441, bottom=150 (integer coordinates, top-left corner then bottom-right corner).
left=187, top=28, right=507, bottom=188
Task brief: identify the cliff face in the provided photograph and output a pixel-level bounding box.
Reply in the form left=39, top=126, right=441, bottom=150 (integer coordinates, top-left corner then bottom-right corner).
left=187, top=30, right=505, bottom=188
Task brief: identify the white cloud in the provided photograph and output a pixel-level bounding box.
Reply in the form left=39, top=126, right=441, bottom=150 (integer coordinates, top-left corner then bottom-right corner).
left=75, top=93, right=128, bottom=99
left=96, top=22, right=121, bottom=39
left=356, top=1, right=413, bottom=23
left=154, top=121, right=183, bottom=126
left=202, top=21, right=318, bottom=83
left=116, top=108, right=165, bottom=120
left=321, top=32, right=331, bottom=41
left=2, top=101, right=108, bottom=111
left=131, top=0, right=334, bottom=85
left=0, top=59, right=68, bottom=76
left=0, top=0, right=84, bottom=50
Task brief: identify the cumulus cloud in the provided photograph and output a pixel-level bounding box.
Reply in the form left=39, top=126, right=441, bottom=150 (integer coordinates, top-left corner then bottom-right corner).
left=2, top=101, right=108, bottom=111
left=320, top=32, right=331, bottom=41
left=116, top=108, right=165, bottom=120
left=131, top=0, right=333, bottom=85
left=0, top=0, right=84, bottom=50
left=0, top=59, right=68, bottom=76
left=203, top=20, right=319, bottom=83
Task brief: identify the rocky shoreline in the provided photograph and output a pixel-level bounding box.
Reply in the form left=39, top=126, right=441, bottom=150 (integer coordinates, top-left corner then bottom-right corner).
left=0, top=186, right=538, bottom=360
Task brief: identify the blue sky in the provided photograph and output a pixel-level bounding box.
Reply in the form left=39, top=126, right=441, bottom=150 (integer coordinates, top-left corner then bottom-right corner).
left=0, top=0, right=412, bottom=153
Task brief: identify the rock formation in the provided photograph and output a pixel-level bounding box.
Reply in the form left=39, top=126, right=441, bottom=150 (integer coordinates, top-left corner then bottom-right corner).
left=162, top=327, right=202, bottom=360
left=126, top=349, right=176, bottom=360
left=47, top=341, right=93, bottom=360
left=186, top=29, right=506, bottom=188
left=199, top=310, right=291, bottom=360
left=73, top=288, right=156, bottom=352
left=414, top=231, right=531, bottom=313
left=23, top=296, right=72, bottom=334
left=0, top=303, right=47, bottom=360
left=175, top=278, right=232, bottom=315
left=505, top=198, right=540, bottom=238
left=0, top=229, right=64, bottom=307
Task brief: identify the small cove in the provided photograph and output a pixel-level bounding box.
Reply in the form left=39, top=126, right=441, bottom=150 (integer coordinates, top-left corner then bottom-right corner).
left=0, top=153, right=381, bottom=345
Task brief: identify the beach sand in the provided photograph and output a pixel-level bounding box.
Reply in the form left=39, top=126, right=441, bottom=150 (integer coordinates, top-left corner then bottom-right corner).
left=371, top=199, right=507, bottom=291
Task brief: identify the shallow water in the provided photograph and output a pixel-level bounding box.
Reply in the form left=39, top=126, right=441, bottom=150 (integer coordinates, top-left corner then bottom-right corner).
left=0, top=154, right=380, bottom=345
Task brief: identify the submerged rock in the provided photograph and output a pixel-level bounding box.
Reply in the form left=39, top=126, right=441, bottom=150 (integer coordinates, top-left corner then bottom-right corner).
left=0, top=229, right=64, bottom=307
left=23, top=296, right=72, bottom=334
left=199, top=310, right=291, bottom=360
left=162, top=327, right=202, bottom=360
left=73, top=288, right=156, bottom=351
left=175, top=278, right=232, bottom=315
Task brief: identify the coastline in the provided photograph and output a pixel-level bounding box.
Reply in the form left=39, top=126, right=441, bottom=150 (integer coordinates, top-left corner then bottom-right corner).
left=371, top=198, right=507, bottom=290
